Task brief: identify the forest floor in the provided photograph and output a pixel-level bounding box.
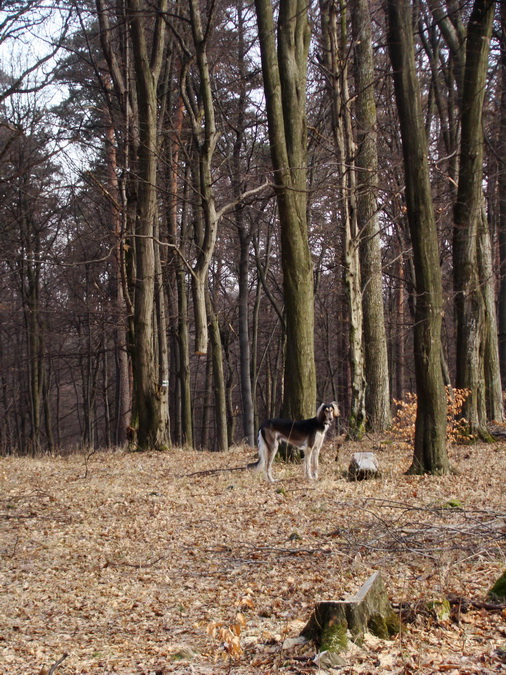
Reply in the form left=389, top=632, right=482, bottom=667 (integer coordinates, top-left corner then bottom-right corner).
left=1, top=435, right=505, bottom=675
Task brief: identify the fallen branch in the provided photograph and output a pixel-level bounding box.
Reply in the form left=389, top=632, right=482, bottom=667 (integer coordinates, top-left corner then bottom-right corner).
left=48, top=653, right=68, bottom=675
left=186, top=465, right=250, bottom=477
left=111, top=555, right=170, bottom=569
left=446, top=593, right=506, bottom=612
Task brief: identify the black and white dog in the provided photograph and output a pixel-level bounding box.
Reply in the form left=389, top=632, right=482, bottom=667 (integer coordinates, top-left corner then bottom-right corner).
left=249, top=402, right=340, bottom=482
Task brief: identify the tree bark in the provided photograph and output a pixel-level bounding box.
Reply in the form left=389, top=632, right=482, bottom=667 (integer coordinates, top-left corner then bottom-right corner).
left=174, top=165, right=194, bottom=447
left=185, top=0, right=220, bottom=356
left=127, top=0, right=170, bottom=450
left=205, top=289, right=229, bottom=452
left=255, top=0, right=317, bottom=420
left=499, top=1, right=506, bottom=388
left=386, top=0, right=449, bottom=474
left=319, top=0, right=366, bottom=438
left=233, top=0, right=255, bottom=445
left=453, top=0, right=500, bottom=434
left=351, top=0, right=391, bottom=432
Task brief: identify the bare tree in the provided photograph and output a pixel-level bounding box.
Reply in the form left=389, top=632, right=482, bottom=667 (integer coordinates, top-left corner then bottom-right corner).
left=351, top=0, right=391, bottom=432
left=386, top=0, right=449, bottom=474
left=254, top=0, right=317, bottom=419
left=453, top=0, right=502, bottom=435
left=126, top=0, right=170, bottom=450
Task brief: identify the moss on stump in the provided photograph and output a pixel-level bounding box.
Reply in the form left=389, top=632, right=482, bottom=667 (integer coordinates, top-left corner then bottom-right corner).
left=301, top=571, right=400, bottom=654
left=488, top=570, right=506, bottom=601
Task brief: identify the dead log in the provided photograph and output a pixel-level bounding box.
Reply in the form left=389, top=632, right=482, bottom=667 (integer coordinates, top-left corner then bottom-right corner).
left=301, top=571, right=399, bottom=653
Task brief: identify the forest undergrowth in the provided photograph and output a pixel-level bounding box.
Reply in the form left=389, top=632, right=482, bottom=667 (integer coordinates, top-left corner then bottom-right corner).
left=1, top=437, right=505, bottom=674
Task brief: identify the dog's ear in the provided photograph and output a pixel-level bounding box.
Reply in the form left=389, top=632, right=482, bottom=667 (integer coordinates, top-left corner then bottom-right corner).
left=316, top=402, right=326, bottom=419
left=330, top=401, right=340, bottom=417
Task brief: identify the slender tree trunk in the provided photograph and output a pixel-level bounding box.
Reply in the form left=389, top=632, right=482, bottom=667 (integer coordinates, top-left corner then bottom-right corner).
left=499, top=1, right=506, bottom=388
left=176, top=191, right=193, bottom=446
left=205, top=289, right=228, bottom=452
left=154, top=216, right=170, bottom=445
left=42, top=358, right=54, bottom=452
left=184, top=0, right=220, bottom=356
left=166, top=100, right=193, bottom=447
left=319, top=0, right=366, bottom=437
left=232, top=0, right=255, bottom=446
left=105, top=117, right=131, bottom=445
left=394, top=255, right=406, bottom=401
left=453, top=0, right=499, bottom=435
left=255, top=0, right=316, bottom=420
left=237, top=221, right=255, bottom=444
left=478, top=207, right=504, bottom=421
left=387, top=0, right=448, bottom=474
left=184, top=0, right=230, bottom=451
left=127, top=0, right=170, bottom=450
left=351, top=0, right=391, bottom=431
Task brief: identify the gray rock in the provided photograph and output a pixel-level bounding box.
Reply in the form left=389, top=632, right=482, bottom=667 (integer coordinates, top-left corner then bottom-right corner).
left=348, top=452, right=379, bottom=480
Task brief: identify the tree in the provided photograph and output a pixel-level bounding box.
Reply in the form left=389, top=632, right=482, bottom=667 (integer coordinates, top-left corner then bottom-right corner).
left=230, top=0, right=256, bottom=446
left=386, top=0, right=449, bottom=474
left=0, top=113, right=58, bottom=453
left=126, top=0, right=170, bottom=450
left=499, top=0, right=506, bottom=388
left=318, top=0, right=366, bottom=438
left=254, top=0, right=316, bottom=420
left=453, top=0, right=502, bottom=435
left=351, top=0, right=391, bottom=432
left=0, top=1, right=70, bottom=105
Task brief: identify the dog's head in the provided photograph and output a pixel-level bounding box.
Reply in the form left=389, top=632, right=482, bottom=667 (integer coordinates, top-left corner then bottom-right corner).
left=317, top=401, right=340, bottom=425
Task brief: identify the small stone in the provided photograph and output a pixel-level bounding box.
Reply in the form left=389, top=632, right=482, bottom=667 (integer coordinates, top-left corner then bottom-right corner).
left=314, top=650, right=347, bottom=668
left=348, top=452, right=379, bottom=480
left=282, top=635, right=309, bottom=650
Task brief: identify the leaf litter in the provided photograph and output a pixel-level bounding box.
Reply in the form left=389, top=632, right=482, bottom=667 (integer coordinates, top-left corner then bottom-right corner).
left=0, top=439, right=505, bottom=674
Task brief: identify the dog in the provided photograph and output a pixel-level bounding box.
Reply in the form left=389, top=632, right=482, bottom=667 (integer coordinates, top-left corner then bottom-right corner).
left=249, top=402, right=340, bottom=482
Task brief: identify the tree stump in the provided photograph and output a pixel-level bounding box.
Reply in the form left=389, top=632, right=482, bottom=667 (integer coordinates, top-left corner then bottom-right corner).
left=348, top=452, right=379, bottom=480
left=488, top=570, right=506, bottom=601
left=301, top=571, right=399, bottom=653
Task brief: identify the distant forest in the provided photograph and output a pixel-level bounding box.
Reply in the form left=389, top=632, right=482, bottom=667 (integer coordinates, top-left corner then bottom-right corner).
left=0, top=0, right=504, bottom=463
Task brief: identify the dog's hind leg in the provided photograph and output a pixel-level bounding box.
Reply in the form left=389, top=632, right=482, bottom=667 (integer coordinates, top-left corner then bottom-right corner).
left=248, top=429, right=267, bottom=475
left=265, top=435, right=279, bottom=483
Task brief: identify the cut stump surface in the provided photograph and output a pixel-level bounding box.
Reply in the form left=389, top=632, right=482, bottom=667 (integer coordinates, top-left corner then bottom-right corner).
left=301, top=571, right=400, bottom=653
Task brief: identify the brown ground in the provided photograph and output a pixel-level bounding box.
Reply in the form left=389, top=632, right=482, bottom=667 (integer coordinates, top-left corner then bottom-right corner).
left=1, top=438, right=505, bottom=674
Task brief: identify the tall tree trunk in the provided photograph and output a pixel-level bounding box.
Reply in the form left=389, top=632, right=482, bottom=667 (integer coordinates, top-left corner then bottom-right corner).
left=237, top=220, right=255, bottom=443
left=127, top=0, right=170, bottom=450
left=499, top=1, right=506, bottom=388
left=479, top=208, right=503, bottom=422
left=351, top=0, right=391, bottom=432
left=205, top=290, right=229, bottom=452
left=184, top=0, right=220, bottom=356
left=176, top=174, right=194, bottom=447
left=254, top=0, right=316, bottom=420
left=387, top=0, right=449, bottom=474
left=232, top=0, right=255, bottom=446
left=453, top=0, right=500, bottom=435
left=154, top=215, right=170, bottom=445
left=105, top=116, right=131, bottom=446
left=394, top=254, right=406, bottom=401
left=319, top=0, right=366, bottom=437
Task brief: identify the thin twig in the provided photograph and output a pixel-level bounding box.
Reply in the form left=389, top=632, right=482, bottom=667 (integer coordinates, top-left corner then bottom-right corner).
left=186, top=465, right=250, bottom=477
left=48, top=653, right=68, bottom=675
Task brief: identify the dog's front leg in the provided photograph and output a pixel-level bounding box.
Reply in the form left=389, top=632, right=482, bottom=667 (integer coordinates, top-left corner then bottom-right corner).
left=311, top=445, right=321, bottom=480
left=304, top=448, right=315, bottom=480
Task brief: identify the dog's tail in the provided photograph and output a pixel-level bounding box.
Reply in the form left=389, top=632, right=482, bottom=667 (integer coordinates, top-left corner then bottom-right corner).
left=247, top=428, right=267, bottom=472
